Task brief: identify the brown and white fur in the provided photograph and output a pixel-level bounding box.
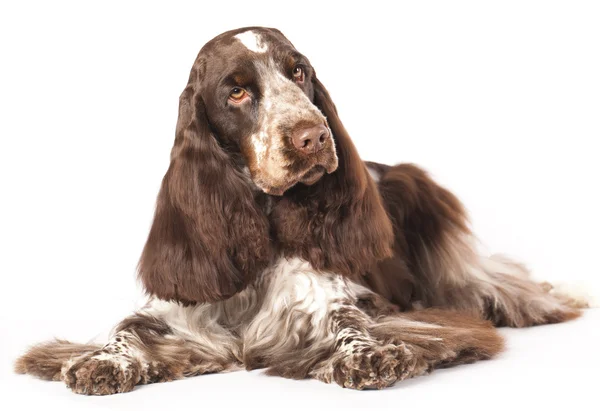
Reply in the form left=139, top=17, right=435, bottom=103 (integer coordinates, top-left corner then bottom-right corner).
left=15, top=27, right=591, bottom=395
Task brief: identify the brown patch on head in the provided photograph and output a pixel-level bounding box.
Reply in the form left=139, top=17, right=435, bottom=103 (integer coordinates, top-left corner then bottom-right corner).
left=137, top=35, right=275, bottom=304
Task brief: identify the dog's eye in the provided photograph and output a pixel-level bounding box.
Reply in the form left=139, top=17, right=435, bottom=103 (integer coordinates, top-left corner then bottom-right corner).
left=229, top=87, right=248, bottom=103
left=292, top=66, right=304, bottom=83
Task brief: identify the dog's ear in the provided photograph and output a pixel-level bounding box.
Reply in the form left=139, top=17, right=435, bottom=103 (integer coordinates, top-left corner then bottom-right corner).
left=271, top=75, right=394, bottom=278
left=138, top=62, right=272, bottom=304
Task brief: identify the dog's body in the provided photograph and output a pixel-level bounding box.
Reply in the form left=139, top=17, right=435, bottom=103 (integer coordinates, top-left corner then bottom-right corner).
left=15, top=27, right=589, bottom=394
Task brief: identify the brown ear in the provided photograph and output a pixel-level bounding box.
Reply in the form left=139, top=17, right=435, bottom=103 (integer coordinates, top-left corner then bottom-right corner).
left=138, top=66, right=272, bottom=304
left=270, top=75, right=394, bottom=278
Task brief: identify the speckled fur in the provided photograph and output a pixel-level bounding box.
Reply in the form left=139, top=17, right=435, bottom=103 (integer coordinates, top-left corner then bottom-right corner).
left=245, top=59, right=337, bottom=194
left=18, top=258, right=505, bottom=394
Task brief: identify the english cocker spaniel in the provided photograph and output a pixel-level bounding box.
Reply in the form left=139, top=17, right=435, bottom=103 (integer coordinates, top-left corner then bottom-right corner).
left=15, top=27, right=590, bottom=395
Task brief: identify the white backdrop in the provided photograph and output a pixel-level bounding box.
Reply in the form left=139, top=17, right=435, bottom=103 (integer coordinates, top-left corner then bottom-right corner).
left=1, top=1, right=599, bottom=410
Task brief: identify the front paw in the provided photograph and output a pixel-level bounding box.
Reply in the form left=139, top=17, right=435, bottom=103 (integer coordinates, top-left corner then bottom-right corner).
left=332, top=343, right=417, bottom=390
left=61, top=351, right=141, bottom=395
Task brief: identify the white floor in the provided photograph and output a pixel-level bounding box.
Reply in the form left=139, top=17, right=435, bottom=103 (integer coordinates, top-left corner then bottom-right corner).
left=2, top=306, right=598, bottom=411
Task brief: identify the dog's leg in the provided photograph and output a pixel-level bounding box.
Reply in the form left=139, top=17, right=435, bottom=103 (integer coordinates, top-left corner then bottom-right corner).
left=307, top=299, right=415, bottom=389
left=61, top=312, right=237, bottom=395
left=17, top=296, right=253, bottom=395
left=371, top=163, right=587, bottom=327
left=243, top=258, right=503, bottom=390
left=410, top=231, right=585, bottom=327
left=472, top=255, right=587, bottom=326
left=308, top=296, right=504, bottom=389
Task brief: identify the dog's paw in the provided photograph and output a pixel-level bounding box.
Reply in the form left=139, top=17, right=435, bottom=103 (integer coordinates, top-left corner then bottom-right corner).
left=61, top=351, right=141, bottom=395
left=331, top=343, right=417, bottom=390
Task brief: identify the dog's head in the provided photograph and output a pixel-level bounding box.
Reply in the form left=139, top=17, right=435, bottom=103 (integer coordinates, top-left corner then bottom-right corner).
left=139, top=28, right=393, bottom=304
left=186, top=27, right=338, bottom=195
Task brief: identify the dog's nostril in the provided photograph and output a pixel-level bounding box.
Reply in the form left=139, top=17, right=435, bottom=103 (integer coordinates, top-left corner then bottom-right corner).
left=292, top=124, right=329, bottom=154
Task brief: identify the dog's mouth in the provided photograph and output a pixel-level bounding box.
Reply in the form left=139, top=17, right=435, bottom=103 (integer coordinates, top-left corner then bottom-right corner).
left=251, top=137, right=339, bottom=196
left=259, top=161, right=337, bottom=196
left=298, top=165, right=327, bottom=186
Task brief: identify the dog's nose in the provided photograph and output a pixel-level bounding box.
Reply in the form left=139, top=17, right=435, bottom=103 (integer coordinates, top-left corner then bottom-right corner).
left=291, top=124, right=330, bottom=154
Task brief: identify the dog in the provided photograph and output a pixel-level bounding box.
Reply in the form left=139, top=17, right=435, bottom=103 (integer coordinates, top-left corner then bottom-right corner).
left=15, top=27, right=590, bottom=394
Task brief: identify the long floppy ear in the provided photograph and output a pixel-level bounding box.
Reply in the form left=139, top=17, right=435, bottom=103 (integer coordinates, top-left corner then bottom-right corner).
left=270, top=75, right=394, bottom=279
left=138, top=65, right=272, bottom=304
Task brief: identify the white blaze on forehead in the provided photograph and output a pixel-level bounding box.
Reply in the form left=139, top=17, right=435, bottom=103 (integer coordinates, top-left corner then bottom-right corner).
left=234, top=30, right=268, bottom=53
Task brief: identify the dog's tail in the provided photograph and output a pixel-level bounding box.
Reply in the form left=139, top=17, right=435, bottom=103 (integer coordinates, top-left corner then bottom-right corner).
left=14, top=339, right=101, bottom=381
